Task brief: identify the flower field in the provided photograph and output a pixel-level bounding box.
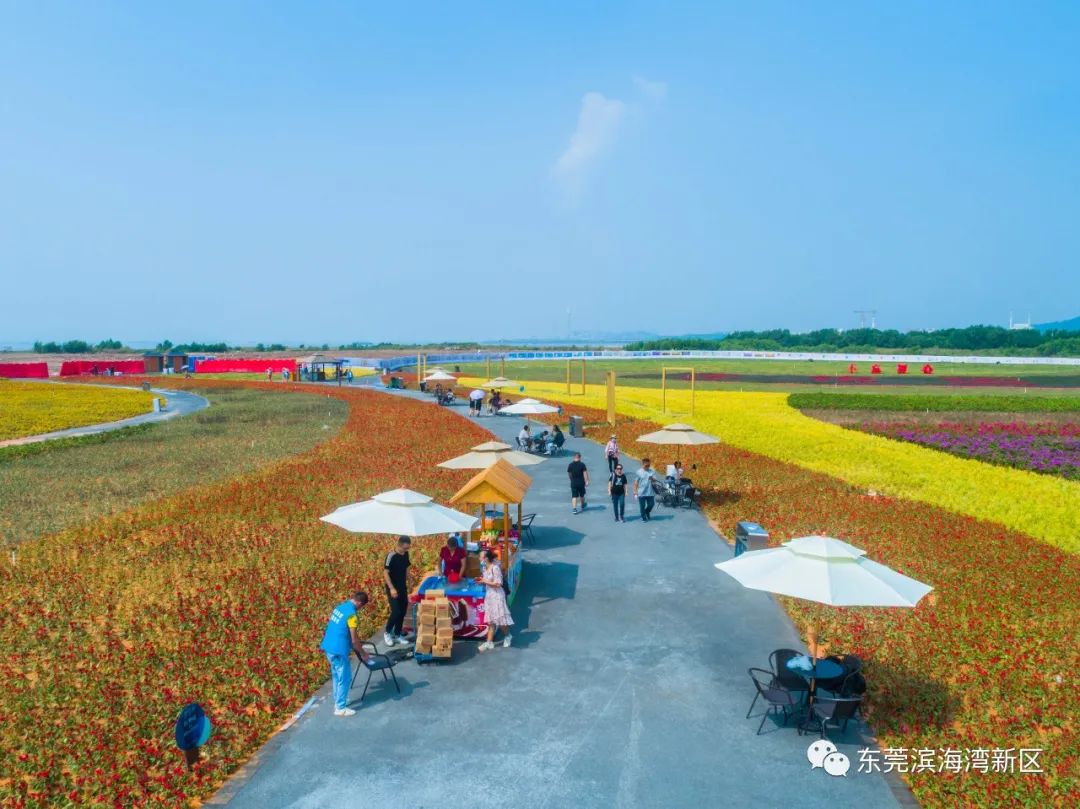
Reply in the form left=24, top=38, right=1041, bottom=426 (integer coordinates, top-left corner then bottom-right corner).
left=0, top=381, right=489, bottom=808
left=789, top=392, right=1080, bottom=412
left=0, top=381, right=156, bottom=442
left=0, top=385, right=349, bottom=548
left=541, top=398, right=1080, bottom=808
left=858, top=421, right=1080, bottom=481
left=474, top=379, right=1080, bottom=553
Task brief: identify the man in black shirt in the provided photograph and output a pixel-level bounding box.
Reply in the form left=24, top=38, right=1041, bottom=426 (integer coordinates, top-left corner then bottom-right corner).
left=382, top=535, right=412, bottom=647
left=567, top=452, right=589, bottom=514
left=608, top=463, right=628, bottom=522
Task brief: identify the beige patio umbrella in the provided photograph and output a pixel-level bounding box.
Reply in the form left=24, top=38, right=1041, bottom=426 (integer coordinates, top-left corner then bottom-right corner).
left=636, top=423, right=720, bottom=446
left=438, top=440, right=545, bottom=470
left=481, top=376, right=518, bottom=389
left=423, top=370, right=458, bottom=383
left=499, top=399, right=559, bottom=417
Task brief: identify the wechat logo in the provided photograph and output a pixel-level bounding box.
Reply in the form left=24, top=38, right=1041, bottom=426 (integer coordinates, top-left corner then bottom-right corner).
left=807, top=740, right=851, bottom=777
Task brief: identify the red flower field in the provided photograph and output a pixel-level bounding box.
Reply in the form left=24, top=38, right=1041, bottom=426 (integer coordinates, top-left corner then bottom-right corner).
left=0, top=381, right=489, bottom=808
left=2, top=382, right=1077, bottom=807
left=540, top=403, right=1080, bottom=808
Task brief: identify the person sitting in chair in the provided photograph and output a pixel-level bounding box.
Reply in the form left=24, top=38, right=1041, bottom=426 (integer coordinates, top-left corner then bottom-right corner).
left=517, top=425, right=532, bottom=450
left=551, top=425, right=565, bottom=451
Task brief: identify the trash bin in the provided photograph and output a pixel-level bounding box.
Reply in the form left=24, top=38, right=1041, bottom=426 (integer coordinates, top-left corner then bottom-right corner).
left=419, top=381, right=427, bottom=393
left=569, top=415, right=584, bottom=437
left=734, top=521, right=769, bottom=556
left=390, top=377, right=403, bottom=389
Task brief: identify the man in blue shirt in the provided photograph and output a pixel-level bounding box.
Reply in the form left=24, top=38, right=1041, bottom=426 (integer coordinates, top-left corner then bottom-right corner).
left=320, top=591, right=370, bottom=716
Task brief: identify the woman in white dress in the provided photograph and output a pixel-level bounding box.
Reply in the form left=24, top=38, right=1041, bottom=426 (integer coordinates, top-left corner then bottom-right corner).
left=479, top=549, right=513, bottom=650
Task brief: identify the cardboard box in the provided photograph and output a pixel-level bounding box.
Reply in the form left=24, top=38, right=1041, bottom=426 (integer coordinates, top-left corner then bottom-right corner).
left=432, top=645, right=452, bottom=657
left=425, top=590, right=446, bottom=598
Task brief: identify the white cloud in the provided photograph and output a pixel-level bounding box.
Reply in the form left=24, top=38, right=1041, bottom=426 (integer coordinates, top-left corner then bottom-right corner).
left=633, top=75, right=668, bottom=102
left=553, top=91, right=626, bottom=199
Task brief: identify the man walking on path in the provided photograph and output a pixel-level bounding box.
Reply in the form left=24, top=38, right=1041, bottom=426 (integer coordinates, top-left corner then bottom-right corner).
left=633, top=458, right=662, bottom=522
left=567, top=452, right=589, bottom=514
left=320, top=591, right=371, bottom=717
left=608, top=463, right=628, bottom=522
left=383, top=536, right=412, bottom=646
left=605, top=435, right=620, bottom=474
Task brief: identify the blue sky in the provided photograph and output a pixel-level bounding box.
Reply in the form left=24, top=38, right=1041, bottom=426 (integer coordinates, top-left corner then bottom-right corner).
left=2, top=2, right=1078, bottom=345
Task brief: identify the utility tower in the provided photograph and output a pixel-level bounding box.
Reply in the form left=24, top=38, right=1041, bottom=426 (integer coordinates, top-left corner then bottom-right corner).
left=854, top=310, right=877, bottom=329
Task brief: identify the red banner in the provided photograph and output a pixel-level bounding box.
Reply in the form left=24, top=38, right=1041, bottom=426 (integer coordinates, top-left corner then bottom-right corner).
left=194, top=359, right=297, bottom=376
left=59, top=360, right=146, bottom=376
left=0, top=362, right=49, bottom=379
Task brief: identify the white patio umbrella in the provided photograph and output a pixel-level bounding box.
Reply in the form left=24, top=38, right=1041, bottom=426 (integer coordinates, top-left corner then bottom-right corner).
left=438, top=440, right=545, bottom=469
left=321, top=488, right=479, bottom=536
left=636, top=423, right=720, bottom=446
left=716, top=535, right=932, bottom=668
left=715, top=535, right=932, bottom=607
left=498, top=399, right=559, bottom=416
left=481, top=377, right=518, bottom=389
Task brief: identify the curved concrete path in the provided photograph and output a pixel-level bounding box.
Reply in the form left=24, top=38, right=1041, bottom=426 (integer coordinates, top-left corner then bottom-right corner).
left=0, top=386, right=210, bottom=448
left=210, top=388, right=908, bottom=809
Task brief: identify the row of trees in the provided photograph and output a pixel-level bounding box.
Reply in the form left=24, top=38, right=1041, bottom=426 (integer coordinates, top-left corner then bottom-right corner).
left=32, top=339, right=125, bottom=354
left=626, top=326, right=1080, bottom=356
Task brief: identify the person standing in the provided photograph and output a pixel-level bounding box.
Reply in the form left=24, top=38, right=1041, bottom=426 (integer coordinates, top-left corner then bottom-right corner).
left=633, top=458, right=662, bottom=522
left=469, top=388, right=485, bottom=416
left=382, top=536, right=412, bottom=646
left=319, top=591, right=371, bottom=717
left=605, top=435, right=620, bottom=474
left=567, top=452, right=589, bottom=513
left=478, top=549, right=513, bottom=650
left=266, top=367, right=273, bottom=381
left=439, top=534, right=466, bottom=578
left=608, top=463, right=628, bottom=522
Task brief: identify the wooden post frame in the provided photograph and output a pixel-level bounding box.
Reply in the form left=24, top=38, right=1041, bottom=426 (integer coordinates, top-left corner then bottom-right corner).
left=661, top=366, right=696, bottom=415
left=500, top=356, right=506, bottom=378
left=565, top=358, right=586, bottom=395
left=606, top=370, right=616, bottom=426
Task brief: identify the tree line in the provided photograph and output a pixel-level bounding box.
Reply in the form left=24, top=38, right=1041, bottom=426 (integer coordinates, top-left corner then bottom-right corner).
left=625, top=326, right=1080, bottom=357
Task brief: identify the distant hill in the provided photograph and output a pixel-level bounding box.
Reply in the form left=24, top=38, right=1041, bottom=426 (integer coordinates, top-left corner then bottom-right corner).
left=1036, top=315, right=1080, bottom=333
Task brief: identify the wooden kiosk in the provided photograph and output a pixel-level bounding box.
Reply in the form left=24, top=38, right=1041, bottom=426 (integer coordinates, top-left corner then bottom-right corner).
left=408, top=460, right=532, bottom=654
left=449, top=458, right=531, bottom=604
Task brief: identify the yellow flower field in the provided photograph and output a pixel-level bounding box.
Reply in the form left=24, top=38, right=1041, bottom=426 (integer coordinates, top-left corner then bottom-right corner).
left=0, top=381, right=156, bottom=441
left=470, top=378, right=1080, bottom=553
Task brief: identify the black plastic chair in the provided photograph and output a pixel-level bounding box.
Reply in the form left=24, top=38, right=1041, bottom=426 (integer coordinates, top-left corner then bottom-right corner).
left=747, top=668, right=802, bottom=735
left=350, top=642, right=400, bottom=703
left=769, top=648, right=811, bottom=697
left=517, top=513, right=536, bottom=545
left=799, top=694, right=863, bottom=739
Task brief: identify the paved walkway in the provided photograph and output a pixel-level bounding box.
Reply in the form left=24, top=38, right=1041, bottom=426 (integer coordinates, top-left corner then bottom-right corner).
left=0, top=385, right=210, bottom=448
left=213, top=389, right=904, bottom=809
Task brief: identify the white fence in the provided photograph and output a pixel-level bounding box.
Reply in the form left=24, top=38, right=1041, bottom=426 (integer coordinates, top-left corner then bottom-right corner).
left=359, top=349, right=1080, bottom=370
